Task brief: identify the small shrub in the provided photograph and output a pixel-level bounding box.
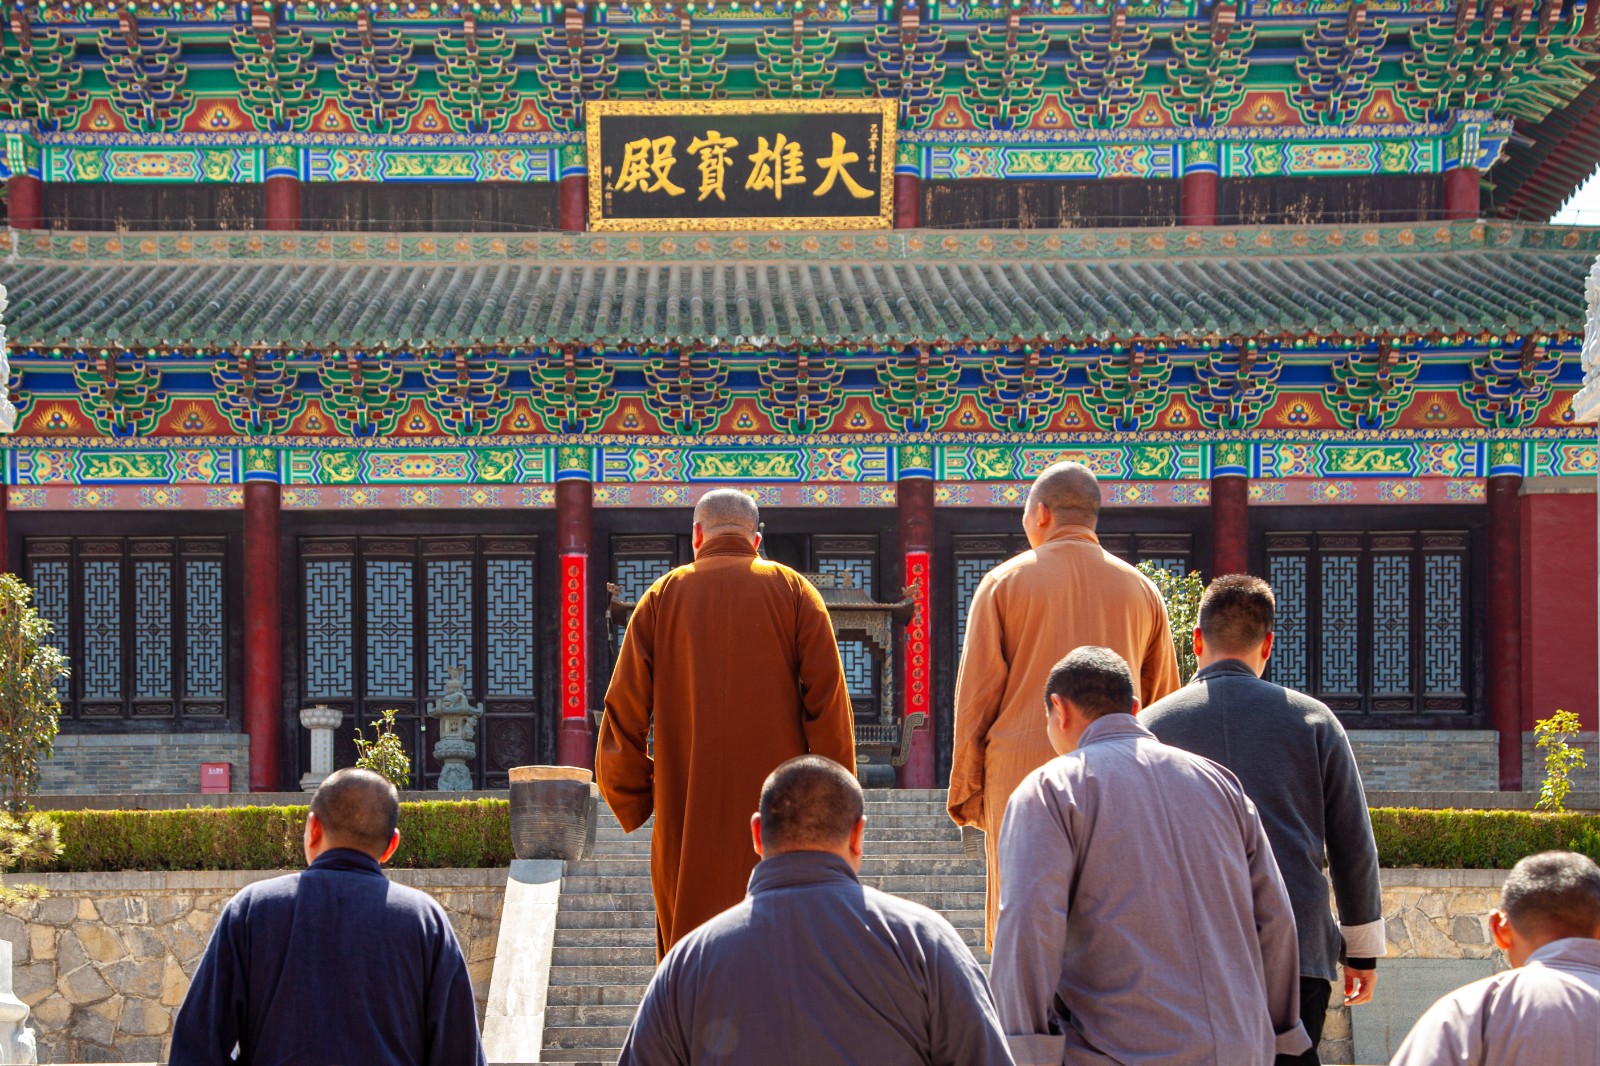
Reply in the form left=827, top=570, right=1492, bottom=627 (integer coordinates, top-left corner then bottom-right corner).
left=1371, top=807, right=1600, bottom=869
left=33, top=800, right=512, bottom=873
left=354, top=708, right=413, bottom=790
left=1136, top=564, right=1205, bottom=683
left=1535, top=709, right=1588, bottom=812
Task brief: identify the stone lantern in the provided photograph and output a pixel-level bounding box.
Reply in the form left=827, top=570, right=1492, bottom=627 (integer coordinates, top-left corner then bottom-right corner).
left=299, top=704, right=344, bottom=793
left=428, top=666, right=484, bottom=792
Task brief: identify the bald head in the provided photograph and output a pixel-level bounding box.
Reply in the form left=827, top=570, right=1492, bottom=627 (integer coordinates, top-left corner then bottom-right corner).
left=1027, top=461, right=1101, bottom=527
left=693, top=488, right=759, bottom=540
left=309, top=767, right=400, bottom=858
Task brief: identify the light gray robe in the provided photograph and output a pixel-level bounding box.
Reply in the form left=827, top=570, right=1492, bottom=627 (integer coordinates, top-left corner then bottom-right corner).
left=990, top=714, right=1311, bottom=1066
left=1390, top=938, right=1600, bottom=1066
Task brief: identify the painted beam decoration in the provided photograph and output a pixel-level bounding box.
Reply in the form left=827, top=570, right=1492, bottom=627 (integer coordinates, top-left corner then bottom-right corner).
left=588, top=100, right=895, bottom=231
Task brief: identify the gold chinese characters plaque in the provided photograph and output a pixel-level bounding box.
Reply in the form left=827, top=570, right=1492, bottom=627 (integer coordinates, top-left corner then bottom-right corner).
left=586, top=99, right=897, bottom=232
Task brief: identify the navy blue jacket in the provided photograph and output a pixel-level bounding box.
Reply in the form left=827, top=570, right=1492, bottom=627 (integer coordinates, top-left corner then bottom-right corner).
left=619, top=850, right=1013, bottom=1066
left=169, top=848, right=486, bottom=1066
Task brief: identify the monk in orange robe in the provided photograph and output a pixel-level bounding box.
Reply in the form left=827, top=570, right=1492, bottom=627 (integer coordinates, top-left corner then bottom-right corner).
left=598, top=489, right=856, bottom=959
left=948, top=461, right=1181, bottom=950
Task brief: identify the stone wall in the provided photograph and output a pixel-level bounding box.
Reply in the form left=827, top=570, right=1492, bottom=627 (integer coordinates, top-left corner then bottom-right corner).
left=1314, top=869, right=1507, bottom=1064
left=39, top=734, right=251, bottom=796
left=1347, top=730, right=1499, bottom=791
left=0, top=868, right=504, bottom=1063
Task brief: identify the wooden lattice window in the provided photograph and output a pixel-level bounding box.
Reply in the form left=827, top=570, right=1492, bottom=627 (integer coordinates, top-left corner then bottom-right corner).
left=1264, top=531, right=1470, bottom=715
left=25, top=537, right=228, bottom=721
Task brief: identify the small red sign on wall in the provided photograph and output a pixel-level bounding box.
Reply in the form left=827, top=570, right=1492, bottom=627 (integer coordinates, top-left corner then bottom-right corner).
left=200, top=762, right=231, bottom=794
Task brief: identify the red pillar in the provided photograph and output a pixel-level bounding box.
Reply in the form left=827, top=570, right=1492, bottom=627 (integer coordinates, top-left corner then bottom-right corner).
left=1210, top=475, right=1249, bottom=577
left=264, top=175, right=301, bottom=231
left=894, top=172, right=921, bottom=229
left=7, top=175, right=42, bottom=230
left=1488, top=474, right=1524, bottom=790
left=1181, top=171, right=1219, bottom=227
left=555, top=478, right=595, bottom=768
left=559, top=173, right=587, bottom=233
left=897, top=476, right=935, bottom=788
left=243, top=482, right=283, bottom=792
left=0, top=486, right=10, bottom=574
left=1444, top=167, right=1480, bottom=221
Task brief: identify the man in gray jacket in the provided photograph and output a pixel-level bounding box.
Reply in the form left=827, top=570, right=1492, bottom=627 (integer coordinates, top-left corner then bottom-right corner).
left=1143, top=574, right=1385, bottom=1066
left=619, top=754, right=1013, bottom=1066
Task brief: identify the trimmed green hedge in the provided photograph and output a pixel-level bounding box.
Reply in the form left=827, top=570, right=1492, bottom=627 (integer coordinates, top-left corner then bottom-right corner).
left=34, top=800, right=512, bottom=873
left=1372, top=807, right=1600, bottom=870
left=17, top=802, right=1600, bottom=873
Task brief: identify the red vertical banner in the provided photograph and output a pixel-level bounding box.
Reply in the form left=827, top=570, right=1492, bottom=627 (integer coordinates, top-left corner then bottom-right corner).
left=561, top=552, right=588, bottom=719
left=898, top=549, right=933, bottom=788
left=556, top=551, right=594, bottom=770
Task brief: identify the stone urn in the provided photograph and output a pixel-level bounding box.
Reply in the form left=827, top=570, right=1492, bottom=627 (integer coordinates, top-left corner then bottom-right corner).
left=509, top=766, right=597, bottom=862
left=299, top=704, right=344, bottom=793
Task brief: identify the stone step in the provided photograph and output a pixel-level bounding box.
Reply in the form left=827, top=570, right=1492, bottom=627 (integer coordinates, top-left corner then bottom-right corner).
left=561, top=874, right=984, bottom=894
left=545, top=1003, right=646, bottom=1028
left=590, top=832, right=964, bottom=852
left=545, top=983, right=651, bottom=1007
left=547, top=964, right=658, bottom=987
left=559, top=892, right=658, bottom=911
left=568, top=857, right=983, bottom=877
left=538, top=1048, right=621, bottom=1064
left=557, top=909, right=658, bottom=929
left=544, top=1026, right=635, bottom=1052
left=551, top=945, right=657, bottom=966
left=552, top=925, right=659, bottom=946
left=596, top=814, right=960, bottom=836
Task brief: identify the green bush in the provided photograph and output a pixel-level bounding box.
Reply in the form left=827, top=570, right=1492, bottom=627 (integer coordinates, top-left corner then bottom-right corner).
left=1371, top=807, right=1600, bottom=869
left=33, top=800, right=512, bottom=873
left=21, top=802, right=1600, bottom=874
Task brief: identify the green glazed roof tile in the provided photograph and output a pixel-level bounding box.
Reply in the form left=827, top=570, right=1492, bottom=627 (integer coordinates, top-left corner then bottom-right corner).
left=1, top=223, right=1592, bottom=351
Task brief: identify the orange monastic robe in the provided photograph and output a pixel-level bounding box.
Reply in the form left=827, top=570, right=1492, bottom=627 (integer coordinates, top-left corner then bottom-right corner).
left=597, top=534, right=856, bottom=960
left=947, top=523, right=1180, bottom=949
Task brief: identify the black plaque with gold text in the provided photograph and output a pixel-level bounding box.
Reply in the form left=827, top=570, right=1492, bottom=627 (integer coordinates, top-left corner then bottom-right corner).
left=587, top=100, right=896, bottom=231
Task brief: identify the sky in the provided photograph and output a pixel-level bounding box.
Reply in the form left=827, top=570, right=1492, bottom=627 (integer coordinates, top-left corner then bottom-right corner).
left=1552, top=166, right=1600, bottom=224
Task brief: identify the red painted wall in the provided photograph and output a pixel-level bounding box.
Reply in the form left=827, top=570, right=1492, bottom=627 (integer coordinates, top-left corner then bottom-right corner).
left=1521, top=491, right=1599, bottom=730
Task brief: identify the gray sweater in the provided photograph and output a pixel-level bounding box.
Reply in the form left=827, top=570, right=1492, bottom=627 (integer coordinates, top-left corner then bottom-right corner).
left=1142, top=659, right=1385, bottom=980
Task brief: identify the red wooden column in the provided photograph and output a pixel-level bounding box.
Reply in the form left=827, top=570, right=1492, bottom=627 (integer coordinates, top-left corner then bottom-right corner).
left=0, top=485, right=10, bottom=574
left=897, top=469, right=935, bottom=788
left=1444, top=167, right=1480, bottom=221
left=894, top=149, right=921, bottom=230
left=7, top=175, right=43, bottom=230
left=1180, top=145, right=1220, bottom=227
left=1488, top=470, right=1524, bottom=790
left=555, top=475, right=595, bottom=769
left=243, top=481, right=283, bottom=791
left=1210, top=475, right=1249, bottom=577
left=559, top=153, right=587, bottom=232
left=264, top=176, right=301, bottom=231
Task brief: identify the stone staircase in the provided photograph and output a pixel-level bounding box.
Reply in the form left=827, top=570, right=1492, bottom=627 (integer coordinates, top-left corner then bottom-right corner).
left=540, top=789, right=987, bottom=1065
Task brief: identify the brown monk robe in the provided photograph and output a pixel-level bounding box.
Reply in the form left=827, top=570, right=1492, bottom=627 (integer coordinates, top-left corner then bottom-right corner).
left=948, top=461, right=1181, bottom=951
left=597, top=489, right=856, bottom=960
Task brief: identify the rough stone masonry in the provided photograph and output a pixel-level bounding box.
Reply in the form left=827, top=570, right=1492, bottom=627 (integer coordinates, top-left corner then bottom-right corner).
left=0, top=869, right=505, bottom=1064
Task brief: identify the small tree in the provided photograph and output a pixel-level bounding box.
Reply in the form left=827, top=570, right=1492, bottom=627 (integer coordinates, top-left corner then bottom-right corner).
left=353, top=709, right=412, bottom=790
left=1136, top=563, right=1205, bottom=684
left=1535, top=709, right=1588, bottom=812
left=0, top=574, right=67, bottom=809
left=0, top=574, right=68, bottom=900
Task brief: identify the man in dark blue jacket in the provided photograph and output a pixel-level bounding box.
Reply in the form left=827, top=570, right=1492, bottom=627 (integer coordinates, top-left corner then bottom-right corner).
left=619, top=755, right=1013, bottom=1066
left=169, top=768, right=486, bottom=1066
